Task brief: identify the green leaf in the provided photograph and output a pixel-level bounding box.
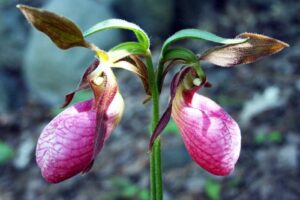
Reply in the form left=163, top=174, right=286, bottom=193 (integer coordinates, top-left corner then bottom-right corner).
left=204, top=179, right=221, bottom=200
left=0, top=141, right=14, bottom=164
left=111, top=176, right=147, bottom=199
left=161, top=29, right=248, bottom=56
left=269, top=131, right=282, bottom=143
left=255, top=133, right=267, bottom=144
left=109, top=42, right=147, bottom=62
left=122, top=185, right=139, bottom=197
left=84, top=19, right=150, bottom=49
left=139, top=190, right=150, bottom=200
left=255, top=131, right=283, bottom=144
left=163, top=47, right=198, bottom=63
left=17, top=4, right=87, bottom=49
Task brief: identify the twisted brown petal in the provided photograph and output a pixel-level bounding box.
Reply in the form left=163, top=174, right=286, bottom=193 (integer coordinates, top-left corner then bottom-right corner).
left=200, top=33, right=289, bottom=67
left=61, top=59, right=99, bottom=108
left=89, top=66, right=119, bottom=160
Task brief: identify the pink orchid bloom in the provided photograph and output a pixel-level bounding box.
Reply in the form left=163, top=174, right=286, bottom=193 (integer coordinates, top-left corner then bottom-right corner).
left=172, top=84, right=241, bottom=176
left=36, top=93, right=124, bottom=183
left=150, top=68, right=241, bottom=176
left=36, top=60, right=124, bottom=183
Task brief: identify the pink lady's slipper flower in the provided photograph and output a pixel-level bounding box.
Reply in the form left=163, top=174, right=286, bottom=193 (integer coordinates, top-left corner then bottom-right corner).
left=150, top=67, right=241, bottom=176
left=36, top=60, right=124, bottom=183
left=172, top=79, right=241, bottom=175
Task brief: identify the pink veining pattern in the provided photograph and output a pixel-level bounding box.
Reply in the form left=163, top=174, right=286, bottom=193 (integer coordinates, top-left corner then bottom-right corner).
left=172, top=90, right=241, bottom=176
left=36, top=93, right=124, bottom=183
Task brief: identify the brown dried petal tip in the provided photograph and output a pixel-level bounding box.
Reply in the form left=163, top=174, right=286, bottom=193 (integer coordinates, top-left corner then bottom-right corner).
left=200, top=33, right=289, bottom=67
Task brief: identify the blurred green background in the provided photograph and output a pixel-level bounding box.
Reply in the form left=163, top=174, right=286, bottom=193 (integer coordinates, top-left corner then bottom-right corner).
left=0, top=0, right=299, bottom=199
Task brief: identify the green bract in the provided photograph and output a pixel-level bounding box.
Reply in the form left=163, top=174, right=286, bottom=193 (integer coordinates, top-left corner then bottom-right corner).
left=162, top=47, right=198, bottom=63
left=161, top=28, right=248, bottom=56
left=84, top=19, right=150, bottom=50
left=109, top=42, right=147, bottom=62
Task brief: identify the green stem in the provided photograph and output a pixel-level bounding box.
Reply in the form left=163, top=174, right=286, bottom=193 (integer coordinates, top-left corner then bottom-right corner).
left=156, top=59, right=164, bottom=93
left=146, top=50, right=163, bottom=200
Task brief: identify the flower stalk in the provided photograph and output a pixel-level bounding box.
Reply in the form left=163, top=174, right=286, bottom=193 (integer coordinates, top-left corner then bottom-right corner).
left=145, top=51, right=163, bottom=200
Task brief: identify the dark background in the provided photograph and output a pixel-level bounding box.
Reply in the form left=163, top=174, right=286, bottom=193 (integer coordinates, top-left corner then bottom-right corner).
left=0, top=0, right=299, bottom=199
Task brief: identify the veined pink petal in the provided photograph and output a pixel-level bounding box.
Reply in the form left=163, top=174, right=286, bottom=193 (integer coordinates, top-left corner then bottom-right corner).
left=172, top=89, right=241, bottom=176
left=36, top=93, right=124, bottom=183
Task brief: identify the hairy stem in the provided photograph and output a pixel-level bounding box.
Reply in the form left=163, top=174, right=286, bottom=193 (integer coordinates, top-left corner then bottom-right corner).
left=146, top=51, right=163, bottom=200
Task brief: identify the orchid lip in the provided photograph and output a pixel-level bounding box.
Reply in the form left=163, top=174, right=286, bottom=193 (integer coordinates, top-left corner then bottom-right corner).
left=36, top=88, right=124, bottom=183
left=171, top=84, right=241, bottom=176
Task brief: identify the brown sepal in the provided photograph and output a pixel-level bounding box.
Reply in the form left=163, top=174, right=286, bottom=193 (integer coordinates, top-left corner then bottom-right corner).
left=200, top=33, right=289, bottom=67
left=115, top=55, right=151, bottom=101
left=17, top=4, right=88, bottom=49
left=129, top=55, right=151, bottom=97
